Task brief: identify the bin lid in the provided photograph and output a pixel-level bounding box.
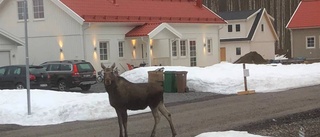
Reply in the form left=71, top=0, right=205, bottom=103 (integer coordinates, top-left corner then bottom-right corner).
left=175, top=71, right=188, bottom=74
left=164, top=71, right=176, bottom=74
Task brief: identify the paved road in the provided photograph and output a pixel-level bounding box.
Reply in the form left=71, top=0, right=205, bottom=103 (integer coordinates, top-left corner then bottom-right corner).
left=1, top=85, right=320, bottom=137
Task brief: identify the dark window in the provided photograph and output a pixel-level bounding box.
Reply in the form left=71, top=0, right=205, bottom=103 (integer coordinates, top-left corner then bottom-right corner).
left=99, top=41, right=109, bottom=60
left=307, top=37, right=315, bottom=48
left=172, top=41, right=177, bottom=57
left=228, top=25, right=232, bottom=32
left=60, top=64, right=71, bottom=71
left=236, top=47, right=241, bottom=55
left=0, top=68, right=6, bottom=76
left=17, top=1, right=28, bottom=20
left=236, top=24, right=240, bottom=32
left=118, top=41, right=124, bottom=57
left=33, top=0, right=44, bottom=19
left=77, top=63, right=94, bottom=72
left=49, top=64, right=60, bottom=71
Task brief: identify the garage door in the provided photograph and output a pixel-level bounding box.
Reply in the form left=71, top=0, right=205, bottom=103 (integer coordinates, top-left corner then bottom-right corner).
left=0, top=51, right=10, bottom=67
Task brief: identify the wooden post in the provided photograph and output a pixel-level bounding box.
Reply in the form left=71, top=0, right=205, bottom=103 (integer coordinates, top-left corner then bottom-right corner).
left=243, top=63, right=248, bottom=91
left=237, top=63, right=255, bottom=95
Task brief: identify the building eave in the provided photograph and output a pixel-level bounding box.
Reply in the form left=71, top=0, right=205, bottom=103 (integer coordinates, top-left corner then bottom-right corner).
left=0, top=28, right=24, bottom=46
left=51, top=0, right=84, bottom=25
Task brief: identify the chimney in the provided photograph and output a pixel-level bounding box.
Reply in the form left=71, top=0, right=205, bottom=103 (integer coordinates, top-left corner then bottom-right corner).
left=196, top=0, right=202, bottom=8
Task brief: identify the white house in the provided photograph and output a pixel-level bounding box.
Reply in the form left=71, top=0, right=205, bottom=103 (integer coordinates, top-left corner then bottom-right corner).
left=0, top=0, right=226, bottom=73
left=218, top=8, right=278, bottom=63
left=0, top=28, right=24, bottom=66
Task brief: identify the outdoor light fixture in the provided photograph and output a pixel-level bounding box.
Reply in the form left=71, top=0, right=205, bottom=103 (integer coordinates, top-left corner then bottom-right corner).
left=151, top=45, right=153, bottom=49
left=94, top=47, right=97, bottom=51
left=133, top=45, right=136, bottom=49
left=204, top=43, right=206, bottom=47
left=60, top=48, right=63, bottom=52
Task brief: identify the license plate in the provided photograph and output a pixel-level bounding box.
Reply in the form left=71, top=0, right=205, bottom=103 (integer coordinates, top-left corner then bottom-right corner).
left=40, top=84, right=48, bottom=87
left=83, top=75, right=91, bottom=77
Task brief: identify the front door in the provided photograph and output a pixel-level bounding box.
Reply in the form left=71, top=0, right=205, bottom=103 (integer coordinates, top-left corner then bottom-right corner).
left=189, top=40, right=197, bottom=66
left=220, top=47, right=226, bottom=62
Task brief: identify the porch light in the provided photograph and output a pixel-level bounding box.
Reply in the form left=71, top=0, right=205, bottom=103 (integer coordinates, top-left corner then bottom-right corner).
left=60, top=48, right=63, bottom=52
left=204, top=43, right=206, bottom=47
left=133, top=45, right=136, bottom=49
left=150, top=45, right=153, bottom=49
left=94, top=47, right=97, bottom=51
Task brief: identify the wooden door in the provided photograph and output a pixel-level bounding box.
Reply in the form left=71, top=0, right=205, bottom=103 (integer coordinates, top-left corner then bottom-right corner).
left=220, top=47, right=226, bottom=62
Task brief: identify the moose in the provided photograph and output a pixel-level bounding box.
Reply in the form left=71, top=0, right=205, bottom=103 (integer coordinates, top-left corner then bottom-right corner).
left=101, top=63, right=177, bottom=137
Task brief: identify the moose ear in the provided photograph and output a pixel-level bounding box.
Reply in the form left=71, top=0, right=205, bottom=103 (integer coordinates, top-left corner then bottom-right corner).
left=111, top=62, right=116, bottom=69
left=101, top=63, right=106, bottom=70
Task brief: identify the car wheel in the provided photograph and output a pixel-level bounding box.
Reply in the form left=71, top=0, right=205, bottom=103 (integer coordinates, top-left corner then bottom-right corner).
left=80, top=85, right=91, bottom=91
left=16, top=83, right=25, bottom=89
left=58, top=80, right=68, bottom=91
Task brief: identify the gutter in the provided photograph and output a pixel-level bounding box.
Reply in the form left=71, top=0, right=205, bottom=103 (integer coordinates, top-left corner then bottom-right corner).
left=82, top=23, right=91, bottom=60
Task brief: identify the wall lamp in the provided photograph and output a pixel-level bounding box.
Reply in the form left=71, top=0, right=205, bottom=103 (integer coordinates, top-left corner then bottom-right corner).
left=150, top=45, right=153, bottom=49
left=133, top=45, right=136, bottom=49
left=94, top=47, right=97, bottom=51
left=60, top=48, right=63, bottom=52
left=204, top=43, right=206, bottom=47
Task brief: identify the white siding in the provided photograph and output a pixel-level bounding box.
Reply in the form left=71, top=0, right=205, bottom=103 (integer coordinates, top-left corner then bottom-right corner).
left=0, top=35, right=18, bottom=65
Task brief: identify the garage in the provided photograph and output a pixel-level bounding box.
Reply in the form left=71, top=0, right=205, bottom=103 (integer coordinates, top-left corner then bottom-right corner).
left=0, top=51, right=10, bottom=66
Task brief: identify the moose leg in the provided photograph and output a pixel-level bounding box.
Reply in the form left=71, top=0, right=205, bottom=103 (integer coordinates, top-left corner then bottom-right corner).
left=116, top=109, right=124, bottom=137
left=158, top=102, right=177, bottom=137
left=150, top=107, right=161, bottom=137
left=121, top=110, right=128, bottom=137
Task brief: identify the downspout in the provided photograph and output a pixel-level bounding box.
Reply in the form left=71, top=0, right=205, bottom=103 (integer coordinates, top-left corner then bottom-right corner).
left=218, top=25, right=224, bottom=62
left=82, top=23, right=91, bottom=60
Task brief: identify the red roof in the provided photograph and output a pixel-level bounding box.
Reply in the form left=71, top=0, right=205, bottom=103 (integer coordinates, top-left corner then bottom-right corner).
left=60, top=0, right=226, bottom=24
left=125, top=23, right=161, bottom=37
left=287, top=0, right=320, bottom=29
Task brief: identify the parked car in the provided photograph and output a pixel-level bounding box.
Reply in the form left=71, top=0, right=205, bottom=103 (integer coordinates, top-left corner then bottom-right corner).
left=0, top=65, right=51, bottom=89
left=40, top=60, right=97, bottom=92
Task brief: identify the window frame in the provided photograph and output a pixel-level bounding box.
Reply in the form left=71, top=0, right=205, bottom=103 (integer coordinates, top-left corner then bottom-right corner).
left=172, top=40, right=178, bottom=57
left=17, top=0, right=28, bottom=20
left=33, top=0, right=44, bottom=19
left=207, top=38, right=212, bottom=54
left=228, top=25, right=233, bottom=32
left=118, top=41, right=124, bottom=58
left=180, top=40, right=187, bottom=57
left=236, top=47, right=241, bottom=55
left=99, top=41, right=109, bottom=61
left=236, top=24, right=240, bottom=32
left=306, top=36, right=315, bottom=49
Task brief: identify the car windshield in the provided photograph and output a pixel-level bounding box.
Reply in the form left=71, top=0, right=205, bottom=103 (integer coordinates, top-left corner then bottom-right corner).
left=77, top=63, right=94, bottom=72
left=29, top=67, right=47, bottom=74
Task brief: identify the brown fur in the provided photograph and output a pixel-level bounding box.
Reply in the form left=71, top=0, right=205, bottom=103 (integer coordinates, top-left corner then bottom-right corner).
left=101, top=63, right=176, bottom=137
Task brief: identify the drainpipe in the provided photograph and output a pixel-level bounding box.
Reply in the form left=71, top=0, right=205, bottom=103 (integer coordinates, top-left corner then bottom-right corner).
left=218, top=25, right=224, bottom=63
left=82, top=23, right=91, bottom=60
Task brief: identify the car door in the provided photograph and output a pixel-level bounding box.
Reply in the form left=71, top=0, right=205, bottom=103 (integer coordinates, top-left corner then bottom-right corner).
left=3, top=66, right=24, bottom=89
left=0, top=67, right=8, bottom=89
left=46, top=64, right=61, bottom=86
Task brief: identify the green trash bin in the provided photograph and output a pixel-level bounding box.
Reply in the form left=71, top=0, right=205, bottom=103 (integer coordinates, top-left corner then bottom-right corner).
left=163, top=71, right=177, bottom=93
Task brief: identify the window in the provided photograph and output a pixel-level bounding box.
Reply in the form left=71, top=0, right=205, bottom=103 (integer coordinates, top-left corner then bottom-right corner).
left=0, top=68, right=6, bottom=76
left=236, top=24, right=240, bottom=32
left=306, top=36, right=315, bottom=48
left=99, top=41, right=109, bottom=60
left=228, top=25, right=232, bottom=32
left=33, top=0, right=44, bottom=19
left=118, top=41, right=124, bottom=58
left=172, top=40, right=177, bottom=57
left=180, top=40, right=187, bottom=56
left=49, top=64, right=60, bottom=71
left=236, top=47, right=241, bottom=55
left=261, top=24, right=264, bottom=32
left=207, top=39, right=212, bottom=53
left=190, top=41, right=197, bottom=66
left=17, top=1, right=28, bottom=20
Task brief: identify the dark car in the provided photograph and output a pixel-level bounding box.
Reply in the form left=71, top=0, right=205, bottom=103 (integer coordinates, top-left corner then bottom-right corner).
left=0, top=65, right=51, bottom=89
left=40, top=60, right=97, bottom=92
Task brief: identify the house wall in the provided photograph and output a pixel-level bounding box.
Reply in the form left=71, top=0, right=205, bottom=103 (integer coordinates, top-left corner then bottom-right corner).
left=0, top=35, right=19, bottom=66
left=220, top=18, right=254, bottom=39
left=170, top=23, right=221, bottom=67
left=251, top=13, right=276, bottom=60
left=0, top=0, right=84, bottom=65
left=291, top=28, right=320, bottom=59
left=220, top=42, right=251, bottom=62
